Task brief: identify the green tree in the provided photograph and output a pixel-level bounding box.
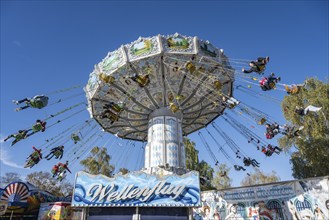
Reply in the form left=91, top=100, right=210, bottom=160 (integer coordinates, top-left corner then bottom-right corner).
left=184, top=137, right=215, bottom=190
left=279, top=78, right=329, bottom=178
left=1, top=172, right=22, bottom=186
left=240, top=169, right=280, bottom=186
left=119, top=168, right=129, bottom=175
left=198, top=160, right=215, bottom=191
left=184, top=137, right=199, bottom=171
left=289, top=138, right=329, bottom=178
left=211, top=163, right=232, bottom=190
left=26, top=171, right=73, bottom=197
left=80, top=146, right=115, bottom=177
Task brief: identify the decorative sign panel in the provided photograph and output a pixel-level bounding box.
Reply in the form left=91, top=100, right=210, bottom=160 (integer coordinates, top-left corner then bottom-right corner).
left=72, top=171, right=200, bottom=207
left=194, top=176, right=329, bottom=220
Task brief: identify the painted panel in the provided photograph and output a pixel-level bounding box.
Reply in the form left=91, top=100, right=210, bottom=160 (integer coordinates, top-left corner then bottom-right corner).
left=193, top=176, right=329, bottom=220
left=37, top=202, right=82, bottom=220
left=99, top=49, right=125, bottom=74
left=163, top=34, right=195, bottom=54
left=72, top=171, right=200, bottom=207
left=0, top=201, right=7, bottom=216
left=126, top=36, right=160, bottom=61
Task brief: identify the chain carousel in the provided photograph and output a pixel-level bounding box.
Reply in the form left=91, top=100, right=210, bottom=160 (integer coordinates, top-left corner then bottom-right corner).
left=2, top=31, right=324, bottom=219
left=65, top=33, right=234, bottom=219
left=85, top=33, right=234, bottom=175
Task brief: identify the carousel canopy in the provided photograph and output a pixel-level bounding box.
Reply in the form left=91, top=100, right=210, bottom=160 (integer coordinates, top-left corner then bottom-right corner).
left=86, top=33, right=234, bottom=141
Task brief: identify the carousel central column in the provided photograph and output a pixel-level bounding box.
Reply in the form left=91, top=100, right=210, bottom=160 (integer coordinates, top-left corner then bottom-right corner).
left=144, top=107, right=185, bottom=174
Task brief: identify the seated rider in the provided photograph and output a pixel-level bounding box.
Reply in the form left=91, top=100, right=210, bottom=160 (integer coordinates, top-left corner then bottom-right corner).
left=285, top=83, right=305, bottom=95
left=261, top=146, right=273, bottom=156
left=265, top=132, right=274, bottom=139
left=243, top=157, right=251, bottom=166
left=265, top=123, right=280, bottom=139
left=27, top=147, right=42, bottom=164
left=71, top=133, right=81, bottom=144
left=234, top=165, right=246, bottom=171
left=4, top=130, right=29, bottom=146
left=45, top=146, right=64, bottom=160
left=51, top=164, right=59, bottom=177
left=295, top=105, right=322, bottom=116
left=31, top=120, right=47, bottom=133
left=259, top=73, right=281, bottom=91
left=242, top=57, right=270, bottom=74
left=267, top=144, right=282, bottom=155
left=13, top=95, right=49, bottom=111
left=58, top=161, right=72, bottom=174
left=281, top=124, right=304, bottom=138
left=243, top=157, right=260, bottom=167
left=222, top=96, right=240, bottom=109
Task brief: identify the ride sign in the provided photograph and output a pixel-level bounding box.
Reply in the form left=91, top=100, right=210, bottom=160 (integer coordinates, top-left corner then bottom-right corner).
left=72, top=171, right=200, bottom=207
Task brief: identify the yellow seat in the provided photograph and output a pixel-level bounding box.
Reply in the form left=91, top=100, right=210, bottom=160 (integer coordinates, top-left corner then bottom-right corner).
left=185, top=62, right=196, bottom=74
left=133, top=74, right=150, bottom=87
left=213, top=80, right=222, bottom=90
left=258, top=118, right=267, bottom=125
left=99, top=73, right=115, bottom=83
left=169, top=102, right=179, bottom=113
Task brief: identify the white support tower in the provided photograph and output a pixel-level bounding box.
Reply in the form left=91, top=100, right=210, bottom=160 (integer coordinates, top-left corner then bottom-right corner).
left=144, top=108, right=185, bottom=174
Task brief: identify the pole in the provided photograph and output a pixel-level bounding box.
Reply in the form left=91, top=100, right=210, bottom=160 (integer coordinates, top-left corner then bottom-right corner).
left=9, top=210, right=13, bottom=220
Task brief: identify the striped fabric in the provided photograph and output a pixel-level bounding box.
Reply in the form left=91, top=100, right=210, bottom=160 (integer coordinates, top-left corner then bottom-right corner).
left=0, top=182, right=29, bottom=203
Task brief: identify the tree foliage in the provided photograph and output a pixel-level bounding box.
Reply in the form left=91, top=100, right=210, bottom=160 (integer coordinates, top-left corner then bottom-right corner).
left=80, top=146, right=115, bottom=177
left=184, top=137, right=199, bottom=171
left=197, top=160, right=215, bottom=189
left=289, top=137, right=329, bottom=178
left=279, top=78, right=329, bottom=178
left=184, top=137, right=217, bottom=190
left=26, top=171, right=73, bottom=197
left=240, top=169, right=280, bottom=186
left=211, top=163, right=232, bottom=190
left=1, top=172, right=22, bottom=186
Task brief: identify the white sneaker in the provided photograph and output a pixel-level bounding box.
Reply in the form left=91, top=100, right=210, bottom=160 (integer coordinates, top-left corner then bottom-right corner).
left=12, top=100, right=18, bottom=105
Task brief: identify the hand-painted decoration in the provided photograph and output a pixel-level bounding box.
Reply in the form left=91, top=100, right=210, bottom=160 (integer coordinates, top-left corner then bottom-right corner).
left=193, top=176, right=329, bottom=220
left=0, top=201, right=8, bottom=216
left=0, top=182, right=29, bottom=207
left=72, top=171, right=201, bottom=207
left=168, top=36, right=189, bottom=49
left=37, top=202, right=82, bottom=220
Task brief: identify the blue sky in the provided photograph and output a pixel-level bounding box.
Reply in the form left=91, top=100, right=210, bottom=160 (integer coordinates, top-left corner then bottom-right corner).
left=0, top=1, right=328, bottom=187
